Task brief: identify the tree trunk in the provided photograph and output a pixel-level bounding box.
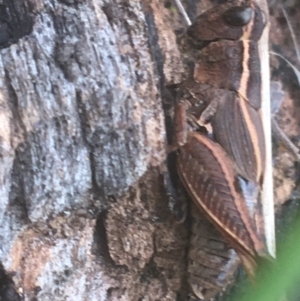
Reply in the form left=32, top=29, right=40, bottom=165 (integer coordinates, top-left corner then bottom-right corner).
left=0, top=0, right=188, bottom=300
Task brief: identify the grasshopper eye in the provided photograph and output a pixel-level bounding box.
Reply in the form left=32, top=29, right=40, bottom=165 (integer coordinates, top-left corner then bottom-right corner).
left=222, top=6, right=253, bottom=27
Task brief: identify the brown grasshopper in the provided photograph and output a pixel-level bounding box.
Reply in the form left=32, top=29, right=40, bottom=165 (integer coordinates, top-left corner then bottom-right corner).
left=168, top=0, right=273, bottom=298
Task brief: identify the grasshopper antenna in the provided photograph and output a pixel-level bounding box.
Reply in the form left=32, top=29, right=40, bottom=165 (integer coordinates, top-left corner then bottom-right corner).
left=173, top=0, right=192, bottom=26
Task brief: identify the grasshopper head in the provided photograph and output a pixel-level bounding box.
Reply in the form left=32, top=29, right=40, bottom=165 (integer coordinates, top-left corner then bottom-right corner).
left=187, top=0, right=266, bottom=43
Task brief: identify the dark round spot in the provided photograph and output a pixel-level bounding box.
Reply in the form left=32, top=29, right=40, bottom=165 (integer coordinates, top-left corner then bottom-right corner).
left=222, top=6, right=254, bottom=27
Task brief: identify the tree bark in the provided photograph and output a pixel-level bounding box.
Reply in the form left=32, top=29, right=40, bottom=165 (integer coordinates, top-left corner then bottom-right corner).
left=0, top=0, right=188, bottom=300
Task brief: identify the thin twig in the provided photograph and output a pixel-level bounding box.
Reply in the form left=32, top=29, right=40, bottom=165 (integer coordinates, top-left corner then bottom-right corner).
left=282, top=7, right=300, bottom=63
left=272, top=119, right=300, bottom=161
left=173, top=0, right=191, bottom=26
left=269, top=51, right=300, bottom=86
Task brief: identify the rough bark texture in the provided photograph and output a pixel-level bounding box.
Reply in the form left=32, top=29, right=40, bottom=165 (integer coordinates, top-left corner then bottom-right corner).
left=0, top=0, right=299, bottom=300
left=0, top=0, right=187, bottom=300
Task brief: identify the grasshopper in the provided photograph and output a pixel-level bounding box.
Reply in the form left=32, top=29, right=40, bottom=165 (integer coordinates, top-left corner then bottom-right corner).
left=167, top=0, right=273, bottom=298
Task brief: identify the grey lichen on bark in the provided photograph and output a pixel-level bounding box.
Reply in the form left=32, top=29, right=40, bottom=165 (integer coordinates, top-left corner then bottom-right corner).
left=0, top=0, right=188, bottom=300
